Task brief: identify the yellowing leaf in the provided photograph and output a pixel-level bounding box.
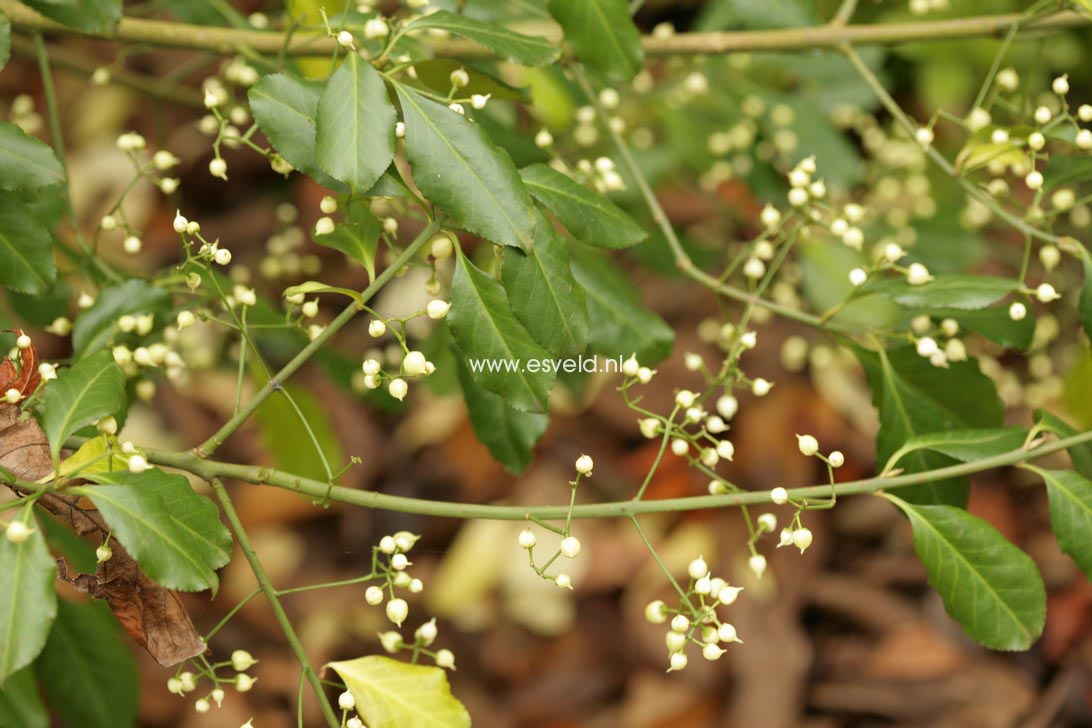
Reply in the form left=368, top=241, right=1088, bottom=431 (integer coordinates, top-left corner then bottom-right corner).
left=326, top=656, right=470, bottom=728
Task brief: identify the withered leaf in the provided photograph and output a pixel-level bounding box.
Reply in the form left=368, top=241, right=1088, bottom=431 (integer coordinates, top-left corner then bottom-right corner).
left=0, top=330, right=41, bottom=397
left=0, top=403, right=207, bottom=666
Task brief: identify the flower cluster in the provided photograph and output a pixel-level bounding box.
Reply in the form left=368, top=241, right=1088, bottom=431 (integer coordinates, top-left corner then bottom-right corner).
left=516, top=455, right=594, bottom=590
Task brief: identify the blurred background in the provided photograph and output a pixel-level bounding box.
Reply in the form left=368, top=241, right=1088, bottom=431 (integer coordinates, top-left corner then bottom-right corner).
left=2, top=0, right=1091, bottom=726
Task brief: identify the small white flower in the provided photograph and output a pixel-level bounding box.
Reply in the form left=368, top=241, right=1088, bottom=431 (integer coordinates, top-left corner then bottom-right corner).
left=792, top=527, right=813, bottom=553
left=636, top=367, right=654, bottom=384
left=638, top=418, right=659, bottom=439
left=770, top=487, right=788, bottom=505
left=38, top=363, right=57, bottom=381
left=5, top=521, right=32, bottom=544
left=670, top=438, right=689, bottom=456
left=1077, top=129, right=1092, bottom=150
left=1052, top=74, right=1069, bottom=95
left=797, top=434, right=819, bottom=457
left=173, top=211, right=189, bottom=233
left=748, top=554, right=767, bottom=579
left=674, top=390, right=696, bottom=408
left=560, top=536, right=581, bottom=558
left=518, top=529, right=536, bottom=549
left=671, top=613, right=690, bottom=633
left=209, top=158, right=228, bottom=179
left=369, top=319, right=387, bottom=337
left=127, top=454, right=150, bottom=474
left=575, top=454, right=594, bottom=475
left=751, top=378, right=772, bottom=397
left=450, top=68, right=470, bottom=89
left=703, top=643, right=726, bottom=661
left=687, top=556, right=709, bottom=580
left=214, top=248, right=232, bottom=266
left=1009, top=301, right=1027, bottom=321
left=849, top=267, right=868, bottom=287
left=828, top=451, right=845, bottom=468
left=388, top=378, right=408, bottom=401
left=194, top=699, right=210, bottom=714
left=231, top=650, right=258, bottom=671
left=403, top=350, right=429, bottom=377
left=338, top=690, right=356, bottom=711
left=337, top=30, right=355, bottom=49
left=385, top=597, right=408, bottom=626
left=718, top=585, right=743, bottom=605
left=235, top=674, right=257, bottom=692
left=1039, top=245, right=1061, bottom=271
left=716, top=395, right=738, bottom=420
left=991, top=128, right=1009, bottom=145
left=743, top=257, right=766, bottom=279
left=644, top=600, right=667, bottom=624
left=415, top=618, right=438, bottom=646
left=684, top=352, right=703, bottom=371
left=906, top=263, right=933, bottom=286
left=365, top=586, right=384, bottom=605
left=717, top=622, right=740, bottom=643
left=1035, top=283, right=1060, bottom=303
left=470, top=93, right=490, bottom=110
left=916, top=337, right=939, bottom=357
left=668, top=652, right=688, bottom=672
left=914, top=127, right=933, bottom=146
left=1025, top=171, right=1044, bottom=190
left=427, top=300, right=450, bottom=319
left=622, top=355, right=640, bottom=377
left=363, top=17, right=389, bottom=39
left=757, top=513, right=777, bottom=532
left=535, top=128, right=553, bottom=148
left=314, top=216, right=336, bottom=236
left=435, top=648, right=456, bottom=670
left=555, top=573, right=572, bottom=589
left=760, top=205, right=781, bottom=229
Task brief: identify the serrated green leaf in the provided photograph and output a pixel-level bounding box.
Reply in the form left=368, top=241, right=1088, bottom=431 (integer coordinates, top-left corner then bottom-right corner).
left=0, top=514, right=57, bottom=684
left=314, top=200, right=380, bottom=280
left=1032, top=410, right=1092, bottom=478
left=326, top=655, right=471, bottom=728
left=40, top=351, right=126, bottom=458
left=456, top=356, right=547, bottom=474
left=395, top=81, right=535, bottom=250
left=1026, top=467, right=1092, bottom=579
left=547, top=0, right=642, bottom=82
left=71, top=279, right=171, bottom=360
left=315, top=55, right=396, bottom=192
left=248, top=73, right=346, bottom=191
left=36, top=599, right=138, bottom=728
left=569, top=247, right=673, bottom=364
left=520, top=163, right=646, bottom=249
left=869, top=275, right=1018, bottom=310
left=889, top=497, right=1045, bottom=651
left=449, top=253, right=554, bottom=413
left=87, top=469, right=232, bottom=574
left=0, top=194, right=56, bottom=295
left=501, top=212, right=589, bottom=356
left=882, top=426, right=1027, bottom=475
left=404, top=10, right=559, bottom=67
left=0, top=666, right=48, bottom=728
left=856, top=346, right=1003, bottom=506
left=0, top=122, right=64, bottom=191
left=71, top=471, right=227, bottom=592
left=23, top=0, right=120, bottom=33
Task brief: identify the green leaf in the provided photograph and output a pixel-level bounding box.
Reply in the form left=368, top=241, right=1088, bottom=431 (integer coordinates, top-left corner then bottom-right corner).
left=404, top=10, right=560, bottom=67
left=314, top=200, right=381, bottom=280
left=394, top=81, right=535, bottom=250
left=283, top=281, right=363, bottom=307
left=856, top=346, right=1003, bottom=506
left=0, top=13, right=10, bottom=72
left=882, top=426, right=1027, bottom=475
left=547, top=0, right=643, bottom=82
left=501, top=212, right=589, bottom=356
left=412, top=60, right=531, bottom=104
left=889, top=497, right=1045, bottom=651
left=0, top=514, right=57, bottom=685
left=1080, top=256, right=1092, bottom=342
left=869, top=275, right=1018, bottom=310
left=40, top=350, right=126, bottom=457
left=1043, top=155, right=1092, bottom=191
left=1032, top=410, right=1092, bottom=478
left=935, top=305, right=1033, bottom=350
left=88, top=469, right=232, bottom=573
left=0, top=666, right=48, bottom=728
left=0, top=122, right=64, bottom=191
left=22, top=0, right=121, bottom=33
left=315, top=54, right=396, bottom=193
left=456, top=356, right=547, bottom=474
left=0, top=194, right=56, bottom=295
left=71, top=470, right=228, bottom=592
left=449, top=253, right=554, bottom=413
left=51, top=435, right=127, bottom=480
left=248, top=73, right=346, bottom=191
left=569, top=246, right=673, bottom=364
left=36, top=599, right=138, bottom=728
left=326, top=655, right=471, bottom=728
left=71, top=279, right=171, bottom=360
left=1027, top=468, right=1092, bottom=579
left=520, top=163, right=646, bottom=249
left=255, top=384, right=344, bottom=482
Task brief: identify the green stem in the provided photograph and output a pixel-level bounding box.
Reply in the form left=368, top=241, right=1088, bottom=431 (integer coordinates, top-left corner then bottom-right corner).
left=208, top=479, right=340, bottom=728
left=1, top=1, right=1086, bottom=58
left=132, top=430, right=1092, bottom=521
left=197, top=218, right=442, bottom=457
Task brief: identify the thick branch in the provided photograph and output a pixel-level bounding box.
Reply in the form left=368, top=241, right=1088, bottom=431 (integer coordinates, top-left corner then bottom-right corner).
left=0, top=1, right=1086, bottom=58
left=136, top=431, right=1092, bottom=521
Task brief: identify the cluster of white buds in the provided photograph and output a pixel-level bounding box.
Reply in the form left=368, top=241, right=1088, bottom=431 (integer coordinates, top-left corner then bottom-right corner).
left=116, top=131, right=147, bottom=153
left=9, top=94, right=42, bottom=134
left=166, top=649, right=258, bottom=712
left=517, top=456, right=594, bottom=590
left=646, top=555, right=743, bottom=671
left=786, top=156, right=825, bottom=208
left=907, top=315, right=968, bottom=368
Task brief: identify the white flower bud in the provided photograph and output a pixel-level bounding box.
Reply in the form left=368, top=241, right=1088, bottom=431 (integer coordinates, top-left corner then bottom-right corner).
left=5, top=521, right=32, bottom=543
left=770, top=487, right=788, bottom=505
left=365, top=586, right=384, bottom=605
left=127, top=454, right=150, bottom=474
left=231, top=650, right=257, bottom=671
left=1009, top=301, right=1027, bottom=321
left=369, top=319, right=387, bottom=337
left=797, top=434, right=819, bottom=456
left=518, top=529, right=536, bottom=549
left=338, top=690, right=356, bottom=710
left=385, top=597, right=408, bottom=626
left=645, top=600, right=667, bottom=624
left=388, top=378, right=408, bottom=401
left=671, top=614, right=690, bottom=633
left=702, top=643, right=726, bottom=660
left=427, top=300, right=450, bottom=319
left=828, top=451, right=845, bottom=468
left=687, top=556, right=709, bottom=580
left=314, top=216, right=336, bottom=236
left=403, top=350, right=429, bottom=377
left=560, top=536, right=581, bottom=558
left=1052, top=74, right=1069, bottom=95
left=337, top=30, right=354, bottom=48
left=748, top=554, right=767, bottom=579
left=849, top=267, right=868, bottom=287
left=793, top=527, right=814, bottom=553
left=435, top=649, right=456, bottom=669
left=668, top=652, right=688, bottom=672
left=718, top=622, right=740, bottom=643
left=665, top=633, right=686, bottom=654
left=718, top=585, right=743, bottom=605
left=173, top=211, right=189, bottom=233
left=555, top=573, right=572, bottom=589
left=1035, top=283, right=1060, bottom=302
left=209, top=158, right=228, bottom=179
left=575, top=454, right=594, bottom=475
left=751, top=378, right=772, bottom=396
left=906, top=262, right=933, bottom=285
left=415, top=618, right=438, bottom=646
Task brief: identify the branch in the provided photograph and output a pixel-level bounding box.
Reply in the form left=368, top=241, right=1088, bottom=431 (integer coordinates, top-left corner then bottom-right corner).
left=135, top=430, right=1092, bottom=521
left=0, top=0, right=1086, bottom=58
